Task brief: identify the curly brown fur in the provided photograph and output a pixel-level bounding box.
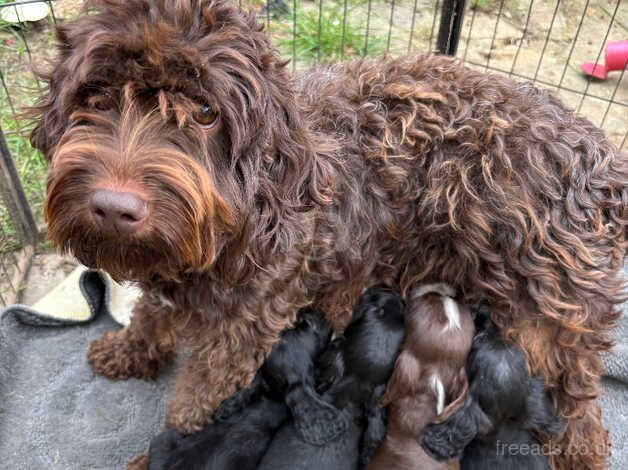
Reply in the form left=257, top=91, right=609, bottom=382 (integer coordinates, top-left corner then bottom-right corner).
left=31, top=1, right=627, bottom=468
left=366, top=284, right=473, bottom=470
left=126, top=453, right=149, bottom=470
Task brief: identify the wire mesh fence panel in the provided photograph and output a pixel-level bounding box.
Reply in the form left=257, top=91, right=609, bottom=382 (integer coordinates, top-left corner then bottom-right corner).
left=258, top=0, right=446, bottom=68
left=255, top=0, right=625, bottom=147
left=0, top=0, right=58, bottom=305
left=457, top=0, right=627, bottom=149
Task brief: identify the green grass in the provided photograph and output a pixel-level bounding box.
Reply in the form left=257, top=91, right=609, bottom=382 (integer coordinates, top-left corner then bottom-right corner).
left=2, top=113, right=46, bottom=214
left=0, top=11, right=48, bottom=250
left=278, top=1, right=384, bottom=65
left=471, top=0, right=522, bottom=15
left=472, top=0, right=494, bottom=8
left=0, top=112, right=46, bottom=250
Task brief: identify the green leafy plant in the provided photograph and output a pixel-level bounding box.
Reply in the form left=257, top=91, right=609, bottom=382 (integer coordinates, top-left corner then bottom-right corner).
left=278, top=1, right=384, bottom=64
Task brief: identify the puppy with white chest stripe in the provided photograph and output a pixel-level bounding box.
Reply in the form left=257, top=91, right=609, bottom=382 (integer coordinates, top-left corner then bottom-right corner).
left=367, top=284, right=474, bottom=470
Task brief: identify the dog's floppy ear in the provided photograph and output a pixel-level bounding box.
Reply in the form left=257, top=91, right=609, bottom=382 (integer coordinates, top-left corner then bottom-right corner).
left=420, top=397, right=492, bottom=461
left=315, top=336, right=346, bottom=392
left=524, top=377, right=563, bottom=436
left=469, top=398, right=493, bottom=437
left=360, top=384, right=388, bottom=467
left=285, top=385, right=348, bottom=445
left=148, top=428, right=185, bottom=470
left=28, top=26, right=75, bottom=159
left=29, top=104, right=66, bottom=160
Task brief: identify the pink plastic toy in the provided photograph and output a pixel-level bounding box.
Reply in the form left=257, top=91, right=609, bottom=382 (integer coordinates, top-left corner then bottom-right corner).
left=581, top=40, right=628, bottom=80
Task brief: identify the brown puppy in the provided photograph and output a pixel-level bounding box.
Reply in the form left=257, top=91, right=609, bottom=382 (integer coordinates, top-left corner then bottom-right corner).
left=368, top=284, right=474, bottom=470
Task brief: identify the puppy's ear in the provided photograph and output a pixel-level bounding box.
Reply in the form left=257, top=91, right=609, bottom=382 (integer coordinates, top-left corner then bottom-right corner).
left=360, top=385, right=388, bottom=467
left=382, top=350, right=421, bottom=404
left=212, top=371, right=264, bottom=422
left=469, top=399, right=493, bottom=437
left=524, top=378, right=563, bottom=436
left=148, top=428, right=184, bottom=470
left=286, top=385, right=348, bottom=445
left=315, top=337, right=345, bottom=392
left=382, top=294, right=405, bottom=316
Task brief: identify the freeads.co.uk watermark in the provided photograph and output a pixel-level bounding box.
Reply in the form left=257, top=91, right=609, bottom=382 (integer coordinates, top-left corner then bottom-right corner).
left=495, top=440, right=614, bottom=457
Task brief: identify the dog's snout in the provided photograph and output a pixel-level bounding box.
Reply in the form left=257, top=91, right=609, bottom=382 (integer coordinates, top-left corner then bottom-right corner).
left=89, top=188, right=148, bottom=235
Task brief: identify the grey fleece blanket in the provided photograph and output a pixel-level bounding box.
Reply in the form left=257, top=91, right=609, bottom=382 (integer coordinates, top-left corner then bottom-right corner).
left=0, top=272, right=175, bottom=470
left=0, top=272, right=626, bottom=469
left=600, top=296, right=628, bottom=469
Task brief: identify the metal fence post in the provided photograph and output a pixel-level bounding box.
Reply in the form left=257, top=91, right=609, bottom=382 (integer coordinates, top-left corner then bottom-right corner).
left=0, top=125, right=38, bottom=246
left=436, top=0, right=467, bottom=55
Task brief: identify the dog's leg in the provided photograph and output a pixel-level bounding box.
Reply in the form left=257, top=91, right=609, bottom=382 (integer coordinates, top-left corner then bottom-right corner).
left=87, top=295, right=177, bottom=380
left=164, top=347, right=260, bottom=434
left=165, top=323, right=285, bottom=434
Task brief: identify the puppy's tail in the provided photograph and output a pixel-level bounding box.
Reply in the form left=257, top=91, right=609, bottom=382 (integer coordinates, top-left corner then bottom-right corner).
left=412, top=283, right=457, bottom=298
left=413, top=283, right=462, bottom=333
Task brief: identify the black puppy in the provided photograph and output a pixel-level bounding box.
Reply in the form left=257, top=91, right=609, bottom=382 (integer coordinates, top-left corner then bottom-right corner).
left=148, top=396, right=287, bottom=470
left=147, top=308, right=332, bottom=470
left=258, top=287, right=406, bottom=470
left=420, top=308, right=562, bottom=470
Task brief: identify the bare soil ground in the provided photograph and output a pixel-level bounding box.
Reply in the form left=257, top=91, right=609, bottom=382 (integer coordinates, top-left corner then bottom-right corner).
left=316, top=0, right=627, bottom=146
left=19, top=252, right=76, bottom=305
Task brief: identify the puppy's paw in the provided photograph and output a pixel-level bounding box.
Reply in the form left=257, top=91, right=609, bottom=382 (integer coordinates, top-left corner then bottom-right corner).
left=287, top=386, right=348, bottom=445
left=87, top=330, right=162, bottom=380
left=213, top=373, right=263, bottom=422
left=148, top=429, right=184, bottom=470
left=420, top=424, right=466, bottom=461
left=421, top=397, right=489, bottom=461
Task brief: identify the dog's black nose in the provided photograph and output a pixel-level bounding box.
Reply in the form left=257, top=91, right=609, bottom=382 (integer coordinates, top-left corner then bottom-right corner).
left=89, top=188, right=148, bottom=235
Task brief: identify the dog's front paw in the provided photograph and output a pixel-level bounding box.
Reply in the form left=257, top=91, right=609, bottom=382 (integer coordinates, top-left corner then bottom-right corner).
left=287, top=386, right=348, bottom=445
left=87, top=330, right=161, bottom=380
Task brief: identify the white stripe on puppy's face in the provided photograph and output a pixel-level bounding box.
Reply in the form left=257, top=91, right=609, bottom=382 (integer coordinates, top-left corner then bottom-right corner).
left=441, top=296, right=461, bottom=332
left=430, top=374, right=445, bottom=416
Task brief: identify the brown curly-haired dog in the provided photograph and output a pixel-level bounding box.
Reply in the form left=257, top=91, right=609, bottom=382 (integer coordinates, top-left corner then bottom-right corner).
left=30, top=1, right=626, bottom=469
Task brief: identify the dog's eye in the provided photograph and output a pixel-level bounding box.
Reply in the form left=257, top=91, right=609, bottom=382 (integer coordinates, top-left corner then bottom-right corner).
left=193, top=104, right=219, bottom=129
left=87, top=95, right=115, bottom=111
